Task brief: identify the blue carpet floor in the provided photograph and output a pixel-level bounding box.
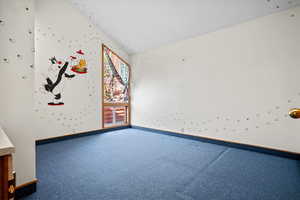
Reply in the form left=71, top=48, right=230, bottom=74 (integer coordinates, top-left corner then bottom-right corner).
left=22, top=128, right=300, bottom=200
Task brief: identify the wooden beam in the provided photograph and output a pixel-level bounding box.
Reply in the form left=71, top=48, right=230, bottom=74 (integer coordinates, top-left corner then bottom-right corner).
left=0, top=155, right=9, bottom=200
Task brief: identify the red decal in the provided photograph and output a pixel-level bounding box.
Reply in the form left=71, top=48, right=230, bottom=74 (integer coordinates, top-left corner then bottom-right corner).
left=48, top=102, right=64, bottom=106
left=76, top=50, right=84, bottom=55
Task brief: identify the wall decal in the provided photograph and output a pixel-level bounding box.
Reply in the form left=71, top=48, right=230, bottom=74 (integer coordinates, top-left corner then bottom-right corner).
left=71, top=50, right=88, bottom=74
left=43, top=50, right=88, bottom=106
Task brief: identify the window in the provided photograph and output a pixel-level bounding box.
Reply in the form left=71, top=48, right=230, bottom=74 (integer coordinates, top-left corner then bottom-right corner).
left=102, top=44, right=130, bottom=128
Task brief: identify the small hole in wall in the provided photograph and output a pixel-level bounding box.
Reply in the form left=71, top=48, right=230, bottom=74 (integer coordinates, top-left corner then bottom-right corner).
left=28, top=29, right=32, bottom=34
left=276, top=5, right=280, bottom=9
left=3, top=58, right=9, bottom=63
left=0, top=19, right=4, bottom=26
left=9, top=38, right=15, bottom=43
left=16, top=54, right=23, bottom=59
left=290, top=14, right=295, bottom=17
left=25, top=7, right=29, bottom=11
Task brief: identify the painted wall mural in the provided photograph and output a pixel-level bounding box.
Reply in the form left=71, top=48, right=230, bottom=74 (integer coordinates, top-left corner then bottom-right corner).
left=44, top=50, right=88, bottom=106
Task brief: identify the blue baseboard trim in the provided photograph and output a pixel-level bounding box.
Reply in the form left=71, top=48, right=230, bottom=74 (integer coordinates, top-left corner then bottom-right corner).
left=131, top=125, right=300, bottom=160
left=36, top=126, right=131, bottom=145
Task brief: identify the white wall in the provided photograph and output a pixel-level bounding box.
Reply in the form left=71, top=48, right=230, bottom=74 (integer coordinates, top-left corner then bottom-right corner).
left=1, top=0, right=130, bottom=186
left=131, top=6, right=300, bottom=153
left=0, top=0, right=36, bottom=185
left=34, top=0, right=130, bottom=140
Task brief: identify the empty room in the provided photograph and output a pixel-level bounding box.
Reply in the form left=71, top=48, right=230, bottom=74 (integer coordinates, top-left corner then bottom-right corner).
left=1, top=0, right=300, bottom=199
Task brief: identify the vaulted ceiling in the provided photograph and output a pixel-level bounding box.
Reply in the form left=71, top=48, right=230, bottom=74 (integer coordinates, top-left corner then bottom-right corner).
left=69, top=0, right=300, bottom=54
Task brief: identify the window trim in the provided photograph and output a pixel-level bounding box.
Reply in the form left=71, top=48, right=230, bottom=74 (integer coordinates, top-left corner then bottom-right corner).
left=101, top=44, right=131, bottom=128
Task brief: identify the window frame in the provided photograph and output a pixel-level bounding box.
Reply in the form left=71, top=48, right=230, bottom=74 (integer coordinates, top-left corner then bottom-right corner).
left=101, top=44, right=131, bottom=128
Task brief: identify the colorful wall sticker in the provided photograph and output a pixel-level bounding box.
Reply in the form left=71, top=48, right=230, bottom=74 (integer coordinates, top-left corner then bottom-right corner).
left=44, top=50, right=88, bottom=106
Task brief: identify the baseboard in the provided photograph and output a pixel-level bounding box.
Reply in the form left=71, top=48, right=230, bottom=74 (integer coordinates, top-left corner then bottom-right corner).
left=36, top=126, right=131, bottom=145
left=15, top=179, right=38, bottom=199
left=131, top=125, right=300, bottom=160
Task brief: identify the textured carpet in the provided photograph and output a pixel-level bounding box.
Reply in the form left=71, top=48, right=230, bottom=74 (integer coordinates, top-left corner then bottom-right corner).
left=22, top=128, right=300, bottom=200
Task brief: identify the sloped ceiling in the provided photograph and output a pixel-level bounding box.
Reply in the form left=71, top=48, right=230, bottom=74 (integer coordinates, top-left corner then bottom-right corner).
left=69, top=0, right=300, bottom=54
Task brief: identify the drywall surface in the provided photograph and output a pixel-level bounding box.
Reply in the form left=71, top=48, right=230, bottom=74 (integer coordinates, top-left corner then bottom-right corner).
left=0, top=0, right=36, bottom=185
left=131, top=7, right=300, bottom=153
left=0, top=0, right=130, bottom=186
left=34, top=0, right=130, bottom=140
